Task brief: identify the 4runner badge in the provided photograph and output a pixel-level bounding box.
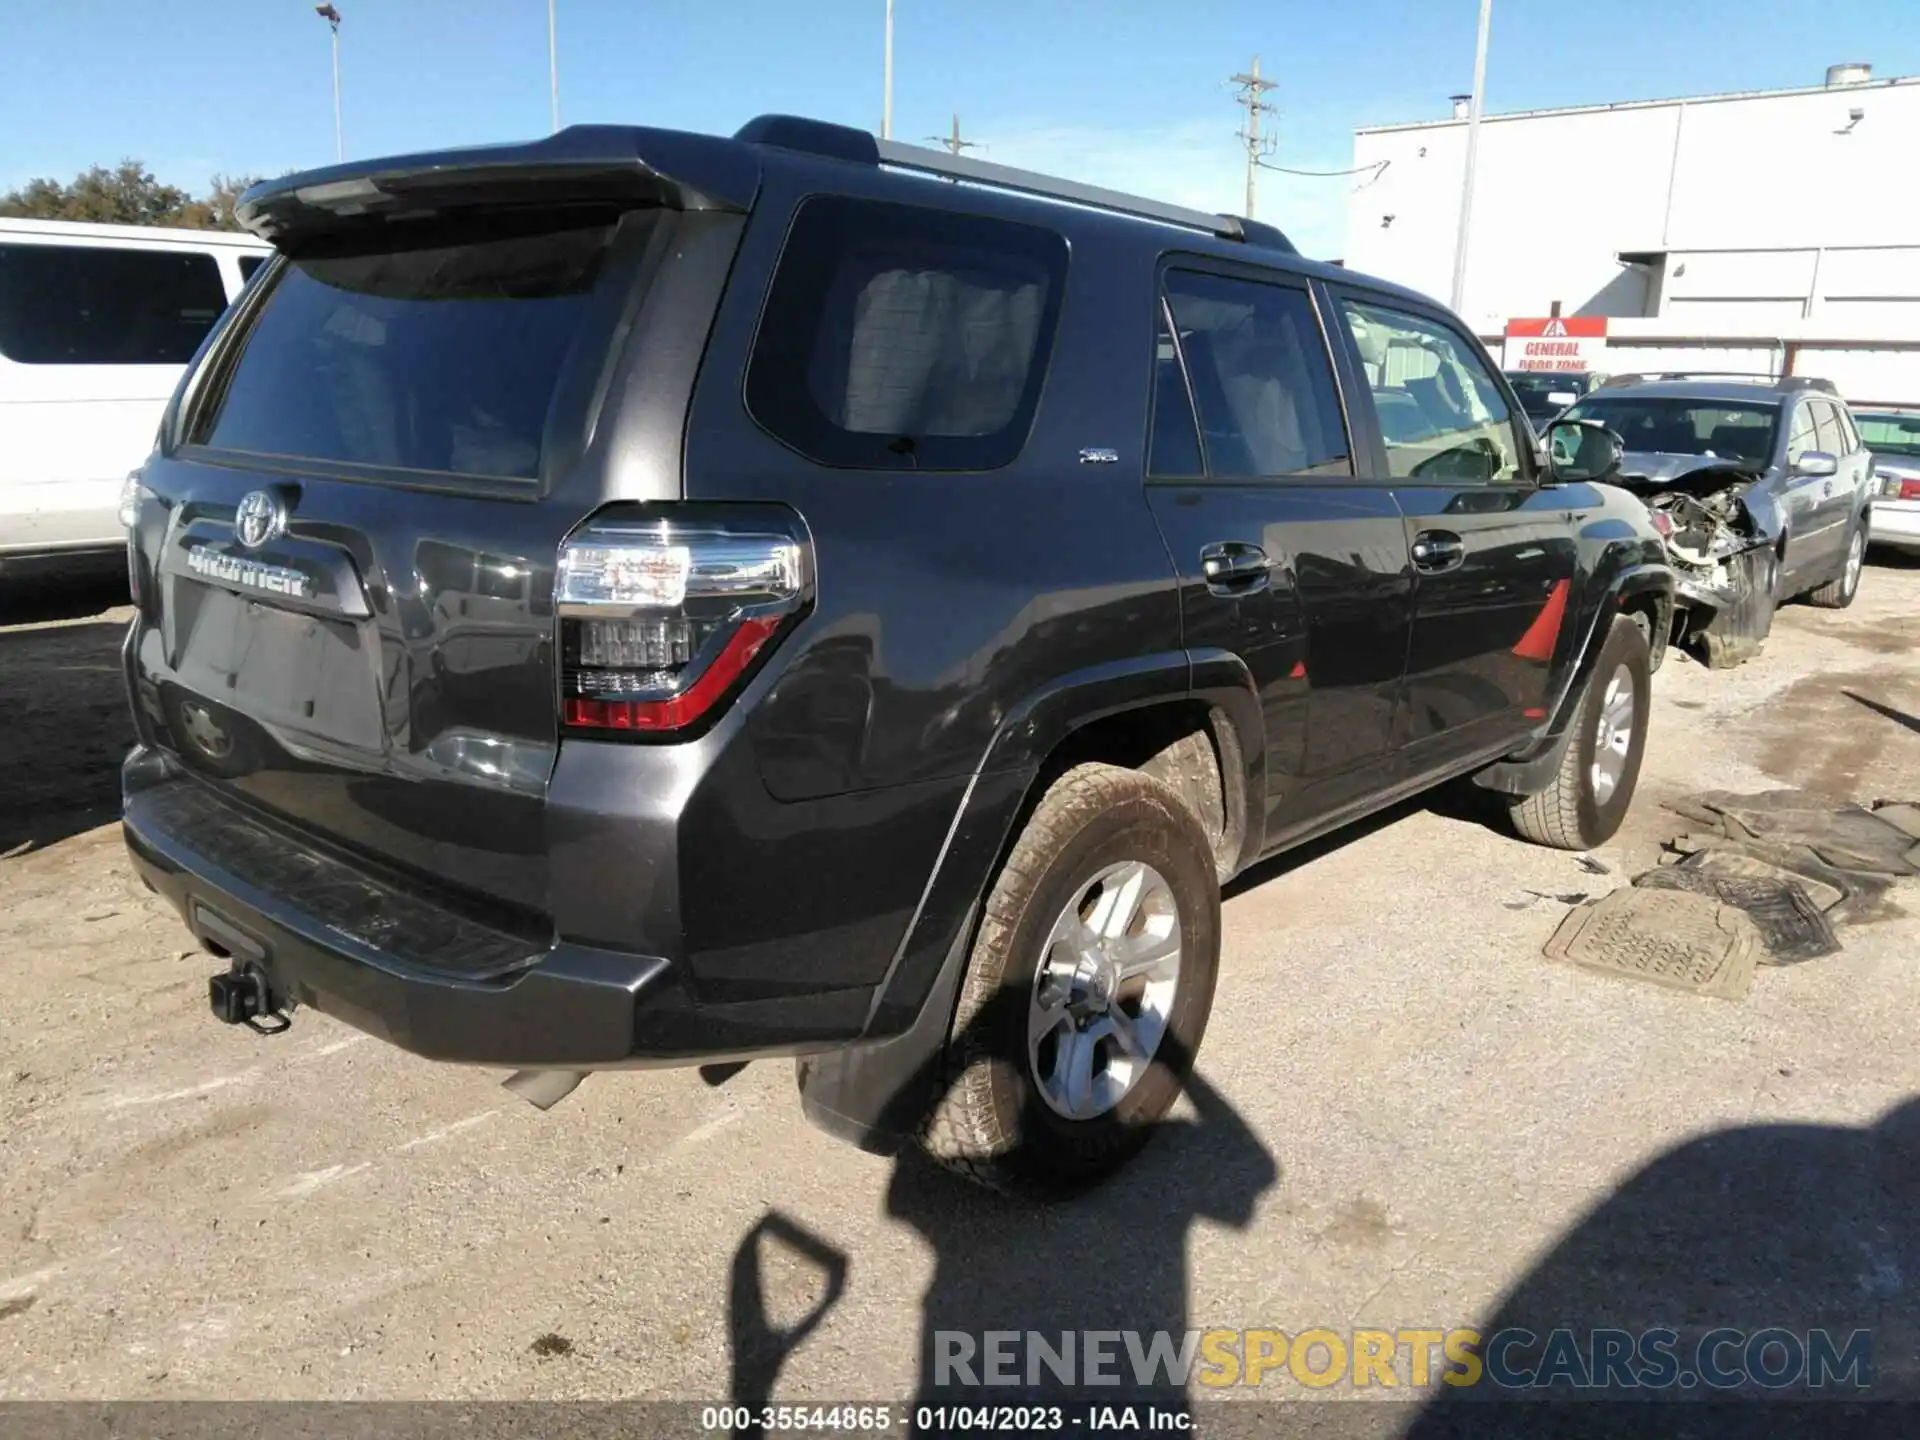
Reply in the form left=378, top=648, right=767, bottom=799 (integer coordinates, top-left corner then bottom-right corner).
left=186, top=544, right=313, bottom=599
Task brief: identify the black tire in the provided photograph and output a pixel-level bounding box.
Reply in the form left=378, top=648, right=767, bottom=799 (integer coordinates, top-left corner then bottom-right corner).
left=919, top=762, right=1220, bottom=1199
left=1138, top=727, right=1236, bottom=885
left=1506, top=614, right=1651, bottom=850
left=1693, top=546, right=1777, bottom=669
left=1806, top=519, right=1865, bottom=609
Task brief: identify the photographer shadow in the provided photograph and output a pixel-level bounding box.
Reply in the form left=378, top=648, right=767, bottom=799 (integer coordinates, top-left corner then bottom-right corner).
left=723, top=1001, right=1277, bottom=1430
left=1404, top=1097, right=1920, bottom=1438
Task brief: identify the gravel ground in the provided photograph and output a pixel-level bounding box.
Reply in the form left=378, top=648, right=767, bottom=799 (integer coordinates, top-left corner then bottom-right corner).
left=1, top=559, right=1917, bottom=1408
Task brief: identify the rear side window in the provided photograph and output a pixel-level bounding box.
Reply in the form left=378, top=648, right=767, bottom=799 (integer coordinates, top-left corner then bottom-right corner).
left=193, top=217, right=619, bottom=481
left=1147, top=305, right=1205, bottom=478
left=1162, top=269, right=1349, bottom=478
left=745, top=196, right=1067, bottom=471
left=1812, top=400, right=1844, bottom=456
left=0, top=243, right=227, bottom=365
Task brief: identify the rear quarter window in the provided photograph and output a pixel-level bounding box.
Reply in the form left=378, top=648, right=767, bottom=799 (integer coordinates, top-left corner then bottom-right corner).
left=0, top=242, right=228, bottom=365
left=744, top=196, right=1068, bottom=471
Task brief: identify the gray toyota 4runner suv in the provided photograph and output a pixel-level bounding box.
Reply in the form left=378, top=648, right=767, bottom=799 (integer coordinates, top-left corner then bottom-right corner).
left=121, top=116, right=1673, bottom=1198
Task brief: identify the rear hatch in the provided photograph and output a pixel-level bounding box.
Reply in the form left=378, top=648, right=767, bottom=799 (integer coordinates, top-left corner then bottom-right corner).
left=126, top=130, right=754, bottom=926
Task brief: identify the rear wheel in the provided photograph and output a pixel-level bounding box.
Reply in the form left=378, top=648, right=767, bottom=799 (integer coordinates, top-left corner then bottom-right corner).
left=919, top=763, right=1219, bottom=1199
left=1806, top=520, right=1866, bottom=609
left=1506, top=614, right=1651, bottom=850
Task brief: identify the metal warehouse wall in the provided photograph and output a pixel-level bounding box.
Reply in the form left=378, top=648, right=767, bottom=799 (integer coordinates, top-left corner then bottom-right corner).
left=1344, top=72, right=1920, bottom=340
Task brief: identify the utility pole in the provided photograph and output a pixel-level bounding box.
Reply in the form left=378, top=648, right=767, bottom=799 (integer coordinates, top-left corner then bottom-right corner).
left=312, top=4, right=343, bottom=160
left=927, top=114, right=978, bottom=156
left=1229, top=57, right=1278, bottom=220
left=548, top=0, right=560, bottom=132
left=882, top=0, right=894, bottom=139
left=1450, top=0, right=1494, bottom=312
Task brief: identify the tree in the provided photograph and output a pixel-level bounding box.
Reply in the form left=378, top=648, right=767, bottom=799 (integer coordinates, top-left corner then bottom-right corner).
left=0, top=160, right=263, bottom=231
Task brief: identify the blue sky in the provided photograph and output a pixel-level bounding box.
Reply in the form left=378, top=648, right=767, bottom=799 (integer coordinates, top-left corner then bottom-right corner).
left=4, top=0, right=1917, bottom=259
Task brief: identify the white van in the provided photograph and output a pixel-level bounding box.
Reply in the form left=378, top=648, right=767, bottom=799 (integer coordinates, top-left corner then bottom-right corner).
left=1, top=219, right=270, bottom=581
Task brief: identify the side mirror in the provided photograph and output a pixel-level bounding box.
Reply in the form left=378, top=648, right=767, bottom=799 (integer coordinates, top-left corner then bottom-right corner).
left=1543, top=418, right=1622, bottom=483
left=1547, top=391, right=1578, bottom=407
left=1793, top=450, right=1838, bottom=478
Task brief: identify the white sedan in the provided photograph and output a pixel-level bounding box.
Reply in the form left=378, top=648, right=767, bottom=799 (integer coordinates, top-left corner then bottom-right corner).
left=1857, top=408, right=1920, bottom=553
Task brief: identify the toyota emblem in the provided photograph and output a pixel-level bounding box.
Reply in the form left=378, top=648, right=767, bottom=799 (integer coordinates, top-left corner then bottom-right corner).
left=234, top=490, right=288, bottom=549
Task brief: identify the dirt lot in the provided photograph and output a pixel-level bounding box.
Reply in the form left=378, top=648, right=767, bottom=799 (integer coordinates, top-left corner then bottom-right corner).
left=3, top=560, right=1918, bottom=1406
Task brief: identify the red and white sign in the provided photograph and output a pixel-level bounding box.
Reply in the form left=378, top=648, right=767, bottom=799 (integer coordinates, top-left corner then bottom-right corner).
left=1503, top=316, right=1608, bottom=373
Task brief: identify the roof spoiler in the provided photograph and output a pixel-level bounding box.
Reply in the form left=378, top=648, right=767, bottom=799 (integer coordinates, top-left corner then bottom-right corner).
left=236, top=125, right=761, bottom=244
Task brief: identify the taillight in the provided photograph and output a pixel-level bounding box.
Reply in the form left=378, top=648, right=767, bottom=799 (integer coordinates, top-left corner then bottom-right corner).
left=555, top=507, right=811, bottom=737
left=1648, top=509, right=1674, bottom=539
left=1880, top=471, right=1920, bottom=501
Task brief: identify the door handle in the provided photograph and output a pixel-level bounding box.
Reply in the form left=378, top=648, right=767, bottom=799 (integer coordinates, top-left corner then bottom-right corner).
left=1411, top=530, right=1467, bottom=574
left=1199, top=541, right=1271, bottom=595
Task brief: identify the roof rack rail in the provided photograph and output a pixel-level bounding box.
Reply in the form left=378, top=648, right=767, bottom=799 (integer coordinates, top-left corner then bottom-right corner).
left=1599, top=370, right=1837, bottom=395
left=733, top=115, right=1299, bottom=253
left=874, top=138, right=1296, bottom=253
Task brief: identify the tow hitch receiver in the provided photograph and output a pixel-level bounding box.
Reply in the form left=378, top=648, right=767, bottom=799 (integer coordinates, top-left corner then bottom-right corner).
left=208, top=966, right=292, bottom=1035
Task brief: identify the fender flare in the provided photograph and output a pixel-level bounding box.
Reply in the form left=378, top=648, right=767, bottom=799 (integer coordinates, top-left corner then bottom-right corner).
left=1474, top=561, right=1672, bottom=797
left=795, top=649, right=1268, bottom=1153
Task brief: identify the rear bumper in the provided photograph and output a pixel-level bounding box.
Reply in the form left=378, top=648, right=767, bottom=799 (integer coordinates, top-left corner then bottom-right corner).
left=1869, top=502, right=1920, bottom=550
left=123, top=747, right=847, bottom=1069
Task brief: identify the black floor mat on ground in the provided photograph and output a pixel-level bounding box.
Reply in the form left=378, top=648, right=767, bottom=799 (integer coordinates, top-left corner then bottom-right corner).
left=1634, top=866, right=1841, bottom=964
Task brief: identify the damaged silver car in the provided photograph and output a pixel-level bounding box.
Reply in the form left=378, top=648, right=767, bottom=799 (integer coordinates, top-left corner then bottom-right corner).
left=1550, top=375, right=1875, bottom=667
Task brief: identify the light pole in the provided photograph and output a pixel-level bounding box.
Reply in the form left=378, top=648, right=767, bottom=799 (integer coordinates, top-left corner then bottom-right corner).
left=548, top=0, right=560, bottom=132
left=315, top=4, right=343, bottom=163
left=881, top=0, right=894, bottom=139
left=1449, top=0, right=1493, bottom=313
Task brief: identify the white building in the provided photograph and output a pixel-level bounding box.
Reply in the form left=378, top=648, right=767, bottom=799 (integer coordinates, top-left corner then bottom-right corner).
left=1342, top=64, right=1920, bottom=403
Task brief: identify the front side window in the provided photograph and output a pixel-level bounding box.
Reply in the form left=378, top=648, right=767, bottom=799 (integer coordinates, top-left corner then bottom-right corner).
left=745, top=196, right=1067, bottom=471
left=1161, top=269, right=1348, bottom=479
left=194, top=215, right=621, bottom=480
left=1786, top=402, right=1819, bottom=464
left=0, top=243, right=227, bottom=365
left=1339, top=299, right=1519, bottom=483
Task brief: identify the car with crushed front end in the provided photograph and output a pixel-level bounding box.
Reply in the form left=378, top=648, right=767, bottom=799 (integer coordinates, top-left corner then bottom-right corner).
left=1556, top=373, right=1875, bottom=667
left=120, top=116, right=1674, bottom=1200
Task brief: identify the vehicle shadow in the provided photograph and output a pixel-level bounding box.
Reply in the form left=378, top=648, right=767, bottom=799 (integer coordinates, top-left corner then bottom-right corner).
left=0, top=615, right=133, bottom=854
left=1403, top=1099, right=1920, bottom=1437
left=1223, top=785, right=1511, bottom=903
left=723, top=1015, right=1278, bottom=1432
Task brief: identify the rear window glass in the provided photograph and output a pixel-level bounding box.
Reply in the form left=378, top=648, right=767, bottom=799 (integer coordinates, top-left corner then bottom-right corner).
left=0, top=243, right=228, bottom=365
left=745, top=195, right=1068, bottom=471
left=194, top=218, right=617, bottom=481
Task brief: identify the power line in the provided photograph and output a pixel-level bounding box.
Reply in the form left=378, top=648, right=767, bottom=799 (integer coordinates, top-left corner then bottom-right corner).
left=1256, top=158, right=1391, bottom=179
left=1228, top=56, right=1278, bottom=219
